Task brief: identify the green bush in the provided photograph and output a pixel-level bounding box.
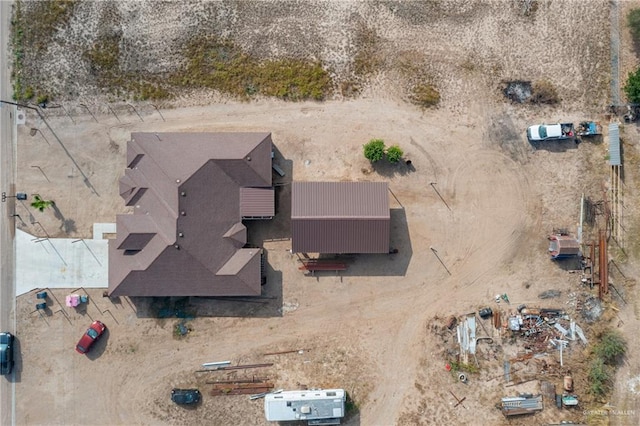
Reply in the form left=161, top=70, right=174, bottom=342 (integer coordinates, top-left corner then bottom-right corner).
left=624, top=67, right=640, bottom=103
left=364, top=139, right=385, bottom=162
left=628, top=8, right=640, bottom=45
left=30, top=195, right=54, bottom=212
left=588, top=358, right=613, bottom=398
left=386, top=145, right=404, bottom=163
left=594, top=330, right=627, bottom=365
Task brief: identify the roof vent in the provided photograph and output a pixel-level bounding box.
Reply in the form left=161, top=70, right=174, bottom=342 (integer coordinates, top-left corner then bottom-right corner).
left=181, top=211, right=186, bottom=216
left=174, top=244, right=180, bottom=250
left=181, top=191, right=186, bottom=197
left=300, top=406, right=311, bottom=414
left=176, top=179, right=181, bottom=183
left=246, top=156, right=251, bottom=161
left=178, top=232, right=184, bottom=238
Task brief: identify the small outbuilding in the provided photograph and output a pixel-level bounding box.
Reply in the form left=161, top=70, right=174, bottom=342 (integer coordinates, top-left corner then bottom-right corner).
left=291, top=182, right=390, bottom=253
left=548, top=234, right=580, bottom=260
left=264, top=389, right=346, bottom=425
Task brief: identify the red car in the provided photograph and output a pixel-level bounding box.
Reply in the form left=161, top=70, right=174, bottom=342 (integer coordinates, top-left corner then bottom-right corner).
left=75, top=321, right=106, bottom=354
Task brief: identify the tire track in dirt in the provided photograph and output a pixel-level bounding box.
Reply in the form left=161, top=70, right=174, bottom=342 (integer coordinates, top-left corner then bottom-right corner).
left=444, top=149, right=530, bottom=288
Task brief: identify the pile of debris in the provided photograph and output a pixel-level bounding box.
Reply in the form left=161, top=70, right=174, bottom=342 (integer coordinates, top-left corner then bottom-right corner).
left=505, top=306, right=587, bottom=357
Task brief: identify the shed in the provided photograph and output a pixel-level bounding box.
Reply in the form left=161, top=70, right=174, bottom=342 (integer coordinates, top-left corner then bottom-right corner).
left=548, top=234, right=580, bottom=260
left=291, top=182, right=390, bottom=253
left=264, top=389, right=346, bottom=424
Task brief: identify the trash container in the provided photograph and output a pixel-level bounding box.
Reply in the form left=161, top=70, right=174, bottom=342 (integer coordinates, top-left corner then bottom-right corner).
left=36, top=291, right=47, bottom=299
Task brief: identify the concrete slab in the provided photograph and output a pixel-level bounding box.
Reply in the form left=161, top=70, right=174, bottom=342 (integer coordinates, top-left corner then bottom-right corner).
left=92, top=222, right=116, bottom=240
left=16, top=229, right=108, bottom=295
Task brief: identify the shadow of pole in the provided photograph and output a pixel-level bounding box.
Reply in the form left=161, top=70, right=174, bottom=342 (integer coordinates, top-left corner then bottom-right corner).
left=1, top=100, right=101, bottom=196
left=388, top=186, right=404, bottom=209
left=79, top=103, right=98, bottom=123
left=127, top=103, right=144, bottom=122
left=430, top=182, right=451, bottom=211
left=107, top=105, right=121, bottom=123
left=151, top=104, right=165, bottom=121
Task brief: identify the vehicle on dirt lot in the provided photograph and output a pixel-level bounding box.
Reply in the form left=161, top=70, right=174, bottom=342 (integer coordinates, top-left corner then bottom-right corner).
left=575, top=121, right=602, bottom=137
left=0, top=332, right=15, bottom=375
left=171, top=388, right=201, bottom=405
left=75, top=321, right=106, bottom=354
left=526, top=123, right=575, bottom=142
left=478, top=308, right=493, bottom=319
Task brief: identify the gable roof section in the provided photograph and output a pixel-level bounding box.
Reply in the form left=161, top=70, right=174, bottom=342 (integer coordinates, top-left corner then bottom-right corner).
left=223, top=222, right=247, bottom=247
left=291, top=181, right=390, bottom=253
left=109, top=132, right=273, bottom=297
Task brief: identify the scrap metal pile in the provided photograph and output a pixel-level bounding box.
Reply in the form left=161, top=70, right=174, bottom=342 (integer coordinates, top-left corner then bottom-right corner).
left=504, top=306, right=587, bottom=355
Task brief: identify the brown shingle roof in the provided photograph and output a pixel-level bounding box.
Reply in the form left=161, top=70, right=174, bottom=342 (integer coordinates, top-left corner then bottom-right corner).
left=108, top=132, right=273, bottom=297
left=291, top=182, right=390, bottom=253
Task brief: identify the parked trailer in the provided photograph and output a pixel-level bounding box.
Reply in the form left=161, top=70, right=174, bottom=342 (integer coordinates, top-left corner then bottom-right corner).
left=576, top=121, right=602, bottom=137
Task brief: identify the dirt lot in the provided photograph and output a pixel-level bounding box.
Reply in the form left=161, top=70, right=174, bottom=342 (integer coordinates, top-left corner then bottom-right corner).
left=10, top=1, right=640, bottom=425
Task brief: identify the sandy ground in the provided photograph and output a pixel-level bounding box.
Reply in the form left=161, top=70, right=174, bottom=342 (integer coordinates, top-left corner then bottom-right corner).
left=9, top=1, right=640, bottom=425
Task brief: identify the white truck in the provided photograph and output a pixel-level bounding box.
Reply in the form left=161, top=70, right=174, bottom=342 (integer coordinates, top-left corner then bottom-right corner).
left=526, top=123, right=575, bottom=142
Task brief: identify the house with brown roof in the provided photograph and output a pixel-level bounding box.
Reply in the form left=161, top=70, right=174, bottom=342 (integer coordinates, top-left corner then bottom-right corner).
left=108, top=132, right=274, bottom=297
left=291, top=181, right=390, bottom=254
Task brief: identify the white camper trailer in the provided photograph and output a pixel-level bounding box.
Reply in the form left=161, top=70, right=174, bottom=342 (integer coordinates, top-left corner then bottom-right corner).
left=264, top=389, right=346, bottom=425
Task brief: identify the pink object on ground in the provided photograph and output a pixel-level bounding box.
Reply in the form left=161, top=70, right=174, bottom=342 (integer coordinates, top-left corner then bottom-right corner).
left=65, top=294, right=80, bottom=307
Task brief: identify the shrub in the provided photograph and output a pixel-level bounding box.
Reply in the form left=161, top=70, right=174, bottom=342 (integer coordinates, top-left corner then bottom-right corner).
left=594, top=330, right=627, bottom=365
left=31, top=195, right=55, bottom=212
left=176, top=36, right=331, bottom=101
left=628, top=8, right=640, bottom=45
left=23, top=86, right=34, bottom=100
left=36, top=94, right=49, bottom=105
left=386, top=145, right=404, bottom=163
left=364, top=139, right=385, bottom=162
left=624, top=67, right=640, bottom=103
left=530, top=79, right=559, bottom=104
left=411, top=83, right=440, bottom=108
left=588, top=358, right=613, bottom=398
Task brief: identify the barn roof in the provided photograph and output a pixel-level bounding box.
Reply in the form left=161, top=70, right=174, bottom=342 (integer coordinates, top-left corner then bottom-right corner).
left=291, top=181, right=390, bottom=253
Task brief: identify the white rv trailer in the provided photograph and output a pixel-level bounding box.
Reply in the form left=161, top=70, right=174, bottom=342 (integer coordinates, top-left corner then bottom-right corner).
left=264, top=389, right=346, bottom=425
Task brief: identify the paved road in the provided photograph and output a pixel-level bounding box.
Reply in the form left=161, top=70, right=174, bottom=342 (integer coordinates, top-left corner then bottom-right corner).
left=0, top=1, right=17, bottom=425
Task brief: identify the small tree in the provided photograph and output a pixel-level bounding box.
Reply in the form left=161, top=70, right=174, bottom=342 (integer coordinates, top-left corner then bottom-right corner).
left=624, top=67, right=640, bottom=103
left=594, top=330, right=627, bottom=365
left=31, top=195, right=55, bottom=212
left=364, top=139, right=385, bottom=162
left=588, top=358, right=612, bottom=398
left=386, top=145, right=404, bottom=163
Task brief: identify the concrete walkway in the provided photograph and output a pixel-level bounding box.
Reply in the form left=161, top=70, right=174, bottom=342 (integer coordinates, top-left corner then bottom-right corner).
left=15, top=224, right=114, bottom=295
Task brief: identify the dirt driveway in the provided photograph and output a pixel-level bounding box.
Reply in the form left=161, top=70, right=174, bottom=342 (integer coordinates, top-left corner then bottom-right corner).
left=10, top=0, right=640, bottom=425
left=11, top=95, right=624, bottom=426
